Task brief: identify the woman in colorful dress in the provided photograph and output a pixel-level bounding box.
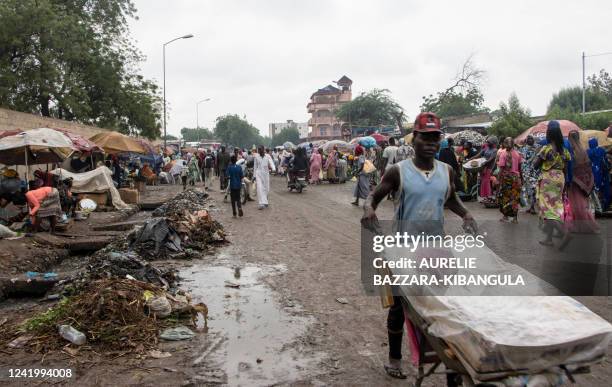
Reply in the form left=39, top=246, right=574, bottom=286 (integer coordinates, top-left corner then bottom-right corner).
left=309, top=148, right=322, bottom=184
left=325, top=146, right=338, bottom=183
left=566, top=131, right=599, bottom=233
left=518, top=135, right=539, bottom=213
left=474, top=136, right=498, bottom=203
left=496, top=137, right=522, bottom=223
left=533, top=121, right=572, bottom=248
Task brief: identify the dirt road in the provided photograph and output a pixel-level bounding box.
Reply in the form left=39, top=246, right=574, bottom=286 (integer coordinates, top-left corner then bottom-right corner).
left=205, top=175, right=612, bottom=386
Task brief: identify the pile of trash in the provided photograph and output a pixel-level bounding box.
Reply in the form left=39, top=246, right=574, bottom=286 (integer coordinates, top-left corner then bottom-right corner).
left=152, top=189, right=211, bottom=217
left=167, top=209, right=225, bottom=250
left=87, top=251, right=177, bottom=288
left=3, top=278, right=206, bottom=352
left=450, top=130, right=486, bottom=146
left=130, top=189, right=226, bottom=258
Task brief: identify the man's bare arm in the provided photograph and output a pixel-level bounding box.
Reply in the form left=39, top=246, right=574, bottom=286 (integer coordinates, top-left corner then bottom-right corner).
left=364, top=165, right=400, bottom=211
left=361, top=165, right=400, bottom=230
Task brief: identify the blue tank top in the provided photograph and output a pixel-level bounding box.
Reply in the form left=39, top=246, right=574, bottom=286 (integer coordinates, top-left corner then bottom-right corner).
left=394, top=159, right=450, bottom=235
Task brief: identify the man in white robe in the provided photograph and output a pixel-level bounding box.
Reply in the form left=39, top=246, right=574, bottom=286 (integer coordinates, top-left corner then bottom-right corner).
left=254, top=145, right=275, bottom=209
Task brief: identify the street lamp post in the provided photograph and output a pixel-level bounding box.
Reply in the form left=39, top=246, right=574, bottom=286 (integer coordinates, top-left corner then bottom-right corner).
left=581, top=50, right=612, bottom=113
left=196, top=98, right=211, bottom=130
left=163, top=34, right=194, bottom=150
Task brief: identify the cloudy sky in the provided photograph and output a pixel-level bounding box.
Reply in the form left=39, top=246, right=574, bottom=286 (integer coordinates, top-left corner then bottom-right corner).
left=129, top=0, right=612, bottom=137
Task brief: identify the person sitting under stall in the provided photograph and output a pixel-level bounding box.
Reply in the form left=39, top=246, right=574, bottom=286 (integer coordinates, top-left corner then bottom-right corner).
left=25, top=186, right=63, bottom=232
left=57, top=178, right=77, bottom=218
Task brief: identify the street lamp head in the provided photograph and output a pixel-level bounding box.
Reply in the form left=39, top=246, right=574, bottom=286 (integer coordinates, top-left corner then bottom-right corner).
left=181, top=34, right=194, bottom=39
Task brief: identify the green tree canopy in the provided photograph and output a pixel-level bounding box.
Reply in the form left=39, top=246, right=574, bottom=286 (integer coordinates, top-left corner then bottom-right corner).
left=547, top=69, right=612, bottom=114
left=0, top=0, right=162, bottom=139
left=336, top=89, right=405, bottom=128
left=420, top=56, right=489, bottom=118
left=181, top=127, right=214, bottom=142
left=213, top=114, right=265, bottom=149
left=489, top=93, right=532, bottom=138
left=270, top=127, right=300, bottom=147
left=546, top=106, right=612, bottom=131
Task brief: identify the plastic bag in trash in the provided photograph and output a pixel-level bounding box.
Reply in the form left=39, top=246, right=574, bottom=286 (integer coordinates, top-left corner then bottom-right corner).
left=159, top=326, right=195, bottom=341
left=146, top=295, right=172, bottom=317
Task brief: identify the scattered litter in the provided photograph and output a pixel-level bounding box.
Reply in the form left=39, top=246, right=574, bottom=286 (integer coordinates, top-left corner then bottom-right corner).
left=256, top=358, right=263, bottom=364
left=7, top=334, right=33, bottom=349
left=45, top=294, right=61, bottom=301
left=335, top=297, right=349, bottom=304
left=58, top=325, right=87, bottom=345
left=152, top=189, right=209, bottom=217
left=147, top=295, right=172, bottom=318
left=148, top=349, right=172, bottom=359
left=160, top=326, right=195, bottom=341
left=224, top=281, right=240, bottom=288
left=0, top=317, right=7, bottom=327
left=62, top=346, right=80, bottom=357
left=87, top=251, right=175, bottom=288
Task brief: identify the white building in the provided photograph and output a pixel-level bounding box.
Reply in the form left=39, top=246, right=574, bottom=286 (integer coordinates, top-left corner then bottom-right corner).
left=269, top=120, right=309, bottom=139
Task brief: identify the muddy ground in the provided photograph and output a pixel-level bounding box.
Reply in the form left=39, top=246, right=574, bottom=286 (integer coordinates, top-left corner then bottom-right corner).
left=0, top=177, right=610, bottom=386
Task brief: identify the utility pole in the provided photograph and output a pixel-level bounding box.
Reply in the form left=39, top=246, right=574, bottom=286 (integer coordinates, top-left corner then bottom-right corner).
left=581, top=50, right=612, bottom=114
left=162, top=34, right=194, bottom=150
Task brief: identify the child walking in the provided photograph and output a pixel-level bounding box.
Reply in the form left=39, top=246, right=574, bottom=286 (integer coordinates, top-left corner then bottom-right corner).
left=226, top=155, right=244, bottom=217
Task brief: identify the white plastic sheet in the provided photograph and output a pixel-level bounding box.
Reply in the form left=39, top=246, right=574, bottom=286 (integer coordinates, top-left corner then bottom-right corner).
left=50, top=166, right=130, bottom=209
left=383, top=244, right=612, bottom=375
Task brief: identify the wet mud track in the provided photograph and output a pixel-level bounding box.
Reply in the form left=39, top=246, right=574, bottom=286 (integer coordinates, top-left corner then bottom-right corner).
left=206, top=176, right=612, bottom=386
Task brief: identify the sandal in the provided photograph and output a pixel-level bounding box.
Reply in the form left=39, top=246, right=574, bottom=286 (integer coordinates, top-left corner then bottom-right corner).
left=384, top=365, right=408, bottom=379
left=538, top=240, right=554, bottom=246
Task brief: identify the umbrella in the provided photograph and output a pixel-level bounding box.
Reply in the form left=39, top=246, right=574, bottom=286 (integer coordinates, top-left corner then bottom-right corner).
left=579, top=130, right=612, bottom=149
left=297, top=142, right=311, bottom=149
left=0, top=128, right=74, bottom=166
left=369, top=133, right=389, bottom=144
left=89, top=131, right=146, bottom=154
left=515, top=120, right=582, bottom=145
left=322, top=140, right=352, bottom=154
left=283, top=141, right=296, bottom=150
left=138, top=138, right=157, bottom=154
left=349, top=137, right=362, bottom=145
left=53, top=129, right=103, bottom=154
left=0, top=128, right=76, bottom=189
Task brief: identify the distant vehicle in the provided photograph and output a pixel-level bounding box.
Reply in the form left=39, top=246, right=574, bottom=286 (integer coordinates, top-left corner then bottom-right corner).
left=198, top=141, right=221, bottom=151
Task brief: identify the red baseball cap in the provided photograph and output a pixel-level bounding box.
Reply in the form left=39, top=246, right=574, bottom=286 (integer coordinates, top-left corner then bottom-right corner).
left=413, top=112, right=442, bottom=133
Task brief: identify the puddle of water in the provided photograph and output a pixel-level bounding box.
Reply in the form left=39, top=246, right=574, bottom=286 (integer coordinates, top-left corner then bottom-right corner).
left=180, top=264, right=322, bottom=386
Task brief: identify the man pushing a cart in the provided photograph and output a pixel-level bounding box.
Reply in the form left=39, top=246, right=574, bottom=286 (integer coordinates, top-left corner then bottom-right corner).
left=361, top=112, right=478, bottom=379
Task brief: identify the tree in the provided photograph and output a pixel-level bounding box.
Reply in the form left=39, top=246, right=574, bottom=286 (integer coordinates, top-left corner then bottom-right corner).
left=271, top=127, right=300, bottom=147
left=213, top=114, right=265, bottom=148
left=546, top=86, right=610, bottom=113
left=336, top=89, right=405, bottom=128
left=588, top=69, right=612, bottom=100
left=180, top=127, right=214, bottom=142
left=0, top=0, right=162, bottom=139
left=547, top=69, right=612, bottom=113
left=546, top=105, right=612, bottom=131
left=489, top=93, right=532, bottom=138
left=420, top=55, right=489, bottom=118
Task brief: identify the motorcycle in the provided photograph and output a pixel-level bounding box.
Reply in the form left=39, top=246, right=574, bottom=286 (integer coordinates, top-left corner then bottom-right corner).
left=223, top=179, right=248, bottom=205
left=287, top=169, right=307, bottom=193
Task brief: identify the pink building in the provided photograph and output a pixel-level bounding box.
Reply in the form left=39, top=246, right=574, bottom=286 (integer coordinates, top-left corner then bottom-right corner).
left=307, top=76, right=352, bottom=140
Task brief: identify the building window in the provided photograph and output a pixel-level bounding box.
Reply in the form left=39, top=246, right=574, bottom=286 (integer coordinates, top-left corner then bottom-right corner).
left=320, top=127, right=327, bottom=136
